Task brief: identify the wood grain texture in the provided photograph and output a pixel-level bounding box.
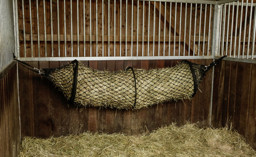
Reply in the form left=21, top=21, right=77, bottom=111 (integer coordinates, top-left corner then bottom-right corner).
left=212, top=60, right=256, bottom=149
left=19, top=59, right=213, bottom=138
left=0, top=62, right=20, bottom=157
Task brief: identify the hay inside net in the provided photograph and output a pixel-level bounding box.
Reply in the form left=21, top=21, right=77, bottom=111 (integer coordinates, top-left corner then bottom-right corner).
left=19, top=123, right=256, bottom=157
left=44, top=60, right=209, bottom=109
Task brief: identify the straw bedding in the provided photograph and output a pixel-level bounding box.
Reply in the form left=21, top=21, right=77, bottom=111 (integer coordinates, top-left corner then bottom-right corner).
left=19, top=124, right=256, bottom=157
left=46, top=60, right=206, bottom=109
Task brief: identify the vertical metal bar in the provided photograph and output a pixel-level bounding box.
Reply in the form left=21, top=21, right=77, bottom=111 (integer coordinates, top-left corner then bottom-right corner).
left=158, top=2, right=161, bottom=56
left=218, top=7, right=222, bottom=56
left=183, top=3, right=187, bottom=56
left=252, top=6, right=256, bottom=59
left=193, top=4, right=197, bottom=56
left=64, top=0, right=67, bottom=57
left=198, top=4, right=202, bottom=56
left=102, top=0, right=104, bottom=56
left=188, top=3, right=192, bottom=56
left=120, top=0, right=122, bottom=56
left=229, top=2, right=235, bottom=57
left=50, top=0, right=54, bottom=57
left=96, top=0, right=98, bottom=57
left=174, top=2, right=177, bottom=56
left=225, top=4, right=231, bottom=56
left=77, top=0, right=80, bottom=57
left=148, top=2, right=151, bottom=56
left=125, top=0, right=128, bottom=56
left=90, top=0, right=92, bottom=56
left=207, top=4, right=212, bottom=56
left=153, top=1, right=156, bottom=56
left=142, top=0, right=145, bottom=56
left=29, top=0, right=33, bottom=57
left=163, top=2, right=166, bottom=56
left=168, top=2, right=172, bottom=56
left=22, top=0, right=26, bottom=57
left=106, top=0, right=110, bottom=56
left=131, top=0, right=134, bottom=56
left=221, top=5, right=226, bottom=56
left=71, top=0, right=73, bottom=56
left=57, top=0, right=60, bottom=57
left=178, top=3, right=182, bottom=56
left=238, top=1, right=244, bottom=58
left=136, top=0, right=139, bottom=57
left=83, top=0, right=86, bottom=56
left=242, top=0, right=249, bottom=58
left=43, top=0, right=47, bottom=56
left=114, top=0, right=116, bottom=56
left=202, top=4, right=207, bottom=56
left=36, top=0, right=40, bottom=57
left=247, top=0, right=253, bottom=59
left=234, top=2, right=239, bottom=58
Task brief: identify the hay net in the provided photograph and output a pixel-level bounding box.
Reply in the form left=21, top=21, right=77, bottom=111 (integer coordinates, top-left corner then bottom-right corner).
left=41, top=57, right=225, bottom=110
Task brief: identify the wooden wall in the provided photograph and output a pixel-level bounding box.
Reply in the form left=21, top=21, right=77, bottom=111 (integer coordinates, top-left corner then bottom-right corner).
left=0, top=62, right=20, bottom=157
left=212, top=60, right=256, bottom=149
left=19, top=59, right=213, bottom=138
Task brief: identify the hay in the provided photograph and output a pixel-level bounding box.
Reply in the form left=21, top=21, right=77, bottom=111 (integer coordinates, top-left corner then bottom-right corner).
left=46, top=60, right=207, bottom=109
left=19, top=124, right=256, bottom=157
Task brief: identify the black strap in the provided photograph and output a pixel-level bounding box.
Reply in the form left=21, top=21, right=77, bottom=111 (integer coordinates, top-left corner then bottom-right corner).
left=14, top=59, right=43, bottom=75
left=126, top=66, right=137, bottom=109
left=69, top=60, right=79, bottom=104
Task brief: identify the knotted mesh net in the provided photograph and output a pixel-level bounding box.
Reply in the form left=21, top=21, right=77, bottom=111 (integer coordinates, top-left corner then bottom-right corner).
left=44, top=60, right=208, bottom=110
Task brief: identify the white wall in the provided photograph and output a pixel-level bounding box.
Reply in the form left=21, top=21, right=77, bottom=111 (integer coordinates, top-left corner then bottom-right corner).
left=0, top=0, right=15, bottom=72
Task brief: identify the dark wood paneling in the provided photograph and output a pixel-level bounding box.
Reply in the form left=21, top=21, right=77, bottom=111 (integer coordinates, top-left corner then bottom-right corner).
left=0, top=62, right=20, bottom=157
left=19, top=60, right=213, bottom=138
left=213, top=60, right=256, bottom=149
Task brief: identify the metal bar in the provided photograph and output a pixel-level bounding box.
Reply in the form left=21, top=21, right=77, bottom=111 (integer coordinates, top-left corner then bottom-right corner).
left=71, top=0, right=73, bottom=56
left=148, top=2, right=151, bottom=56
left=29, top=0, right=33, bottom=57
left=50, top=0, right=53, bottom=56
left=202, top=4, right=207, bottom=56
left=247, top=0, right=253, bottom=59
left=108, top=0, right=110, bottom=56
left=233, top=2, right=239, bottom=58
left=77, top=0, right=80, bottom=57
left=225, top=4, right=231, bottom=56
left=188, top=3, right=192, bottom=56
left=183, top=3, right=187, bottom=56
left=158, top=2, right=161, bottom=56
left=252, top=6, right=256, bottom=59
left=168, top=2, right=172, bottom=56
left=120, top=0, right=122, bottom=56
left=153, top=1, right=156, bottom=56
left=207, top=4, right=212, bottom=56
left=142, top=0, right=145, bottom=56
left=178, top=3, right=182, bottom=56
left=64, top=0, right=67, bottom=57
left=198, top=3, right=202, bottom=56
left=193, top=4, right=197, bottom=56
left=221, top=5, right=226, bottom=56
left=22, top=0, right=26, bottom=57
left=163, top=2, right=166, bottom=56
left=137, top=0, right=139, bottom=57
left=174, top=2, right=177, bottom=56
left=217, top=4, right=222, bottom=57
left=14, top=0, right=20, bottom=58
left=229, top=2, right=235, bottom=57
left=131, top=0, right=134, bottom=56
left=90, top=0, right=92, bottom=56
left=83, top=0, right=86, bottom=56
left=114, top=0, right=116, bottom=56
left=96, top=0, right=98, bottom=57
left=36, top=0, right=40, bottom=57
left=238, top=1, right=243, bottom=58
left=138, top=0, right=236, bottom=5
left=211, top=5, right=221, bottom=57
left=57, top=0, right=60, bottom=57
left=20, top=56, right=214, bottom=62
left=242, top=0, right=249, bottom=58
left=125, top=0, right=128, bottom=56
left=102, top=0, right=104, bottom=56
